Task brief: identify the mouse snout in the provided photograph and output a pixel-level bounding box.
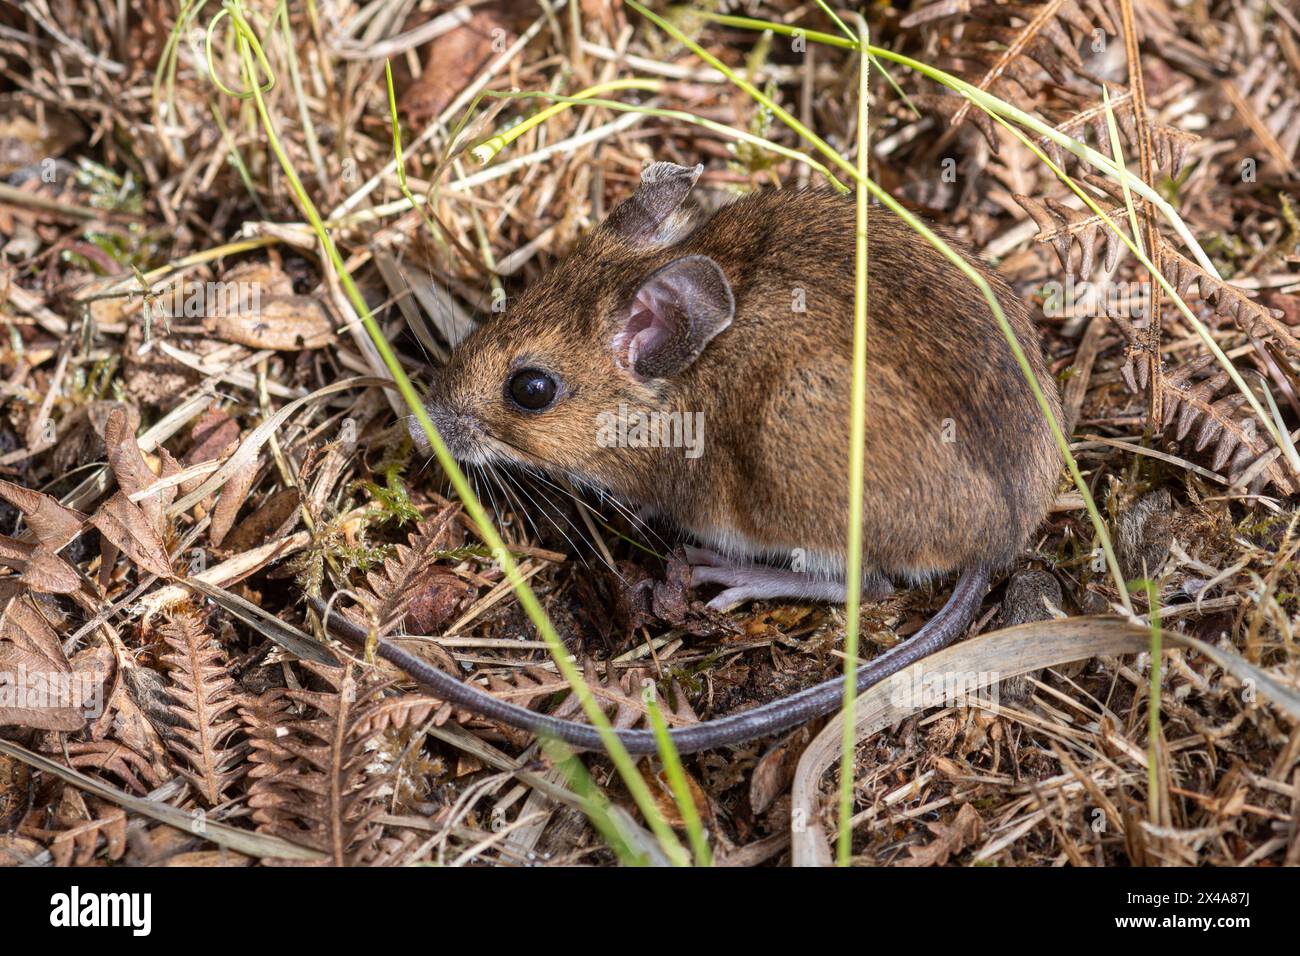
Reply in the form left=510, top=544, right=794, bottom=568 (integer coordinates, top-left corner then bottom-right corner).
left=407, top=400, right=482, bottom=462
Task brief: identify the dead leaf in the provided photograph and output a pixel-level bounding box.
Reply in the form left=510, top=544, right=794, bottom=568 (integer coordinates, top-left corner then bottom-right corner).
left=652, top=551, right=692, bottom=624
left=209, top=455, right=261, bottom=547
left=0, top=535, right=80, bottom=593
left=641, top=759, right=716, bottom=831
left=182, top=405, right=241, bottom=496
left=221, top=258, right=294, bottom=297
left=50, top=401, right=140, bottom=478
left=222, top=486, right=301, bottom=553
left=405, top=572, right=473, bottom=634
left=899, top=803, right=983, bottom=866
left=205, top=294, right=334, bottom=350
left=0, top=108, right=82, bottom=176
left=0, top=592, right=89, bottom=731
left=0, top=835, right=44, bottom=866
left=749, top=726, right=815, bottom=816
left=19, top=547, right=82, bottom=594
left=85, top=400, right=142, bottom=440
left=36, top=788, right=127, bottom=866
left=90, top=491, right=173, bottom=577
left=400, top=4, right=521, bottom=122
left=103, top=406, right=174, bottom=534
left=0, top=479, right=86, bottom=550
left=121, top=325, right=204, bottom=404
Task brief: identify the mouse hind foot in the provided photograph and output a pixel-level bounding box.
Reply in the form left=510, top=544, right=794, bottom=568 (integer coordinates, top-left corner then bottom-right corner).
left=685, top=546, right=890, bottom=611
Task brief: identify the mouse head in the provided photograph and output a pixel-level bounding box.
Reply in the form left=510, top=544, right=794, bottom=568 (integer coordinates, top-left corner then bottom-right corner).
left=410, top=162, right=733, bottom=496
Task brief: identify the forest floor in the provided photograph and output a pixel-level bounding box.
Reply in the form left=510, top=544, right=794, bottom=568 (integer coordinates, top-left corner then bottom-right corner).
left=0, top=0, right=1298, bottom=866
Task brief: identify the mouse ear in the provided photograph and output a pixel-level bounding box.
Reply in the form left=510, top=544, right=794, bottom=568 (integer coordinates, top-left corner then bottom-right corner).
left=602, top=161, right=703, bottom=245
left=613, top=255, right=734, bottom=379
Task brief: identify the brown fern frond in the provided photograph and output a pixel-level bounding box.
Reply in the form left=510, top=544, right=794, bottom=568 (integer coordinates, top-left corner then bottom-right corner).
left=1160, top=356, right=1295, bottom=495
left=1015, top=175, right=1146, bottom=301
left=909, top=92, right=1000, bottom=148
left=483, top=666, right=570, bottom=709
left=1041, top=86, right=1135, bottom=166
left=448, top=666, right=573, bottom=748
left=63, top=740, right=164, bottom=794
left=1156, top=237, right=1300, bottom=359
left=243, top=661, right=434, bottom=865
left=23, top=788, right=127, bottom=867
left=552, top=662, right=699, bottom=733
left=436, top=658, right=698, bottom=750
left=900, top=0, right=1121, bottom=149
left=1014, top=191, right=1128, bottom=280
left=1041, top=90, right=1197, bottom=178
left=157, top=606, right=244, bottom=806
left=1015, top=185, right=1300, bottom=395
left=1223, top=43, right=1300, bottom=176
left=350, top=694, right=441, bottom=738
left=359, top=502, right=467, bottom=632
left=1013, top=185, right=1153, bottom=387
left=240, top=684, right=293, bottom=786
left=1147, top=125, right=1198, bottom=180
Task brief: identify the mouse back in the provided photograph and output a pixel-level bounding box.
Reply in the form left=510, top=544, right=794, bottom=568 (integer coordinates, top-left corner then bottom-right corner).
left=413, top=164, right=1062, bottom=583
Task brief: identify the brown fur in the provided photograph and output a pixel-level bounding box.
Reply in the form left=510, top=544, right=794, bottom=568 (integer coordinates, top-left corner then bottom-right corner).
left=419, top=187, right=1063, bottom=582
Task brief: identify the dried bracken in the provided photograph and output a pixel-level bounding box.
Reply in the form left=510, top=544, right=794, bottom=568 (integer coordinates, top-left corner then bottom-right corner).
left=1015, top=188, right=1129, bottom=281
left=900, top=0, right=1123, bottom=150
left=1159, top=356, right=1295, bottom=495
left=1221, top=41, right=1300, bottom=176
left=1014, top=186, right=1300, bottom=399
left=156, top=606, right=244, bottom=806
left=22, top=788, right=127, bottom=867
left=1039, top=89, right=1198, bottom=179
left=62, top=740, right=164, bottom=795
left=1156, top=237, right=1300, bottom=360
left=0, top=590, right=87, bottom=731
left=357, top=503, right=471, bottom=634
left=242, top=661, right=438, bottom=866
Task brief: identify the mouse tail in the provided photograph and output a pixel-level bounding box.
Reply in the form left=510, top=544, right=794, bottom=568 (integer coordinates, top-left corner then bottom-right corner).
left=307, top=564, right=992, bottom=756
left=655, top=563, right=992, bottom=752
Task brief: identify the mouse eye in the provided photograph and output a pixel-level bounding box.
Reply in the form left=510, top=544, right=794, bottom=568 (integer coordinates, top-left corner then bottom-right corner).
left=507, top=368, right=559, bottom=411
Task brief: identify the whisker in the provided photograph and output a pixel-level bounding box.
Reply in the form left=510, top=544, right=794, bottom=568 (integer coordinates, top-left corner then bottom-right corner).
left=524, top=473, right=618, bottom=569
left=530, top=469, right=671, bottom=554
left=414, top=452, right=437, bottom=481
left=475, top=463, right=506, bottom=534
left=501, top=467, right=610, bottom=578
left=491, top=465, right=548, bottom=552
left=425, top=425, right=670, bottom=576
left=505, top=469, right=632, bottom=584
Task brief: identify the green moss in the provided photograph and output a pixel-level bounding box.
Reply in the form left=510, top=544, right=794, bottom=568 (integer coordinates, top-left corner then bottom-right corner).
left=352, top=459, right=421, bottom=527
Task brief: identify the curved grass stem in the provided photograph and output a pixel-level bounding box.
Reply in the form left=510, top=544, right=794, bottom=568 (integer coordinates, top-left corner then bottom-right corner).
left=625, top=0, right=1134, bottom=622
left=211, top=0, right=688, bottom=868
left=474, top=86, right=848, bottom=190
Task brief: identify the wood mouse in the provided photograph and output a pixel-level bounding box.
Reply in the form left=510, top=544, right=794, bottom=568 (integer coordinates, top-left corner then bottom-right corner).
left=316, top=161, right=1063, bottom=754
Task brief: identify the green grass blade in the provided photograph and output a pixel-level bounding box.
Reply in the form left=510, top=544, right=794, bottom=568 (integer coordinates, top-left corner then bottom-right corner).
left=645, top=690, right=712, bottom=866
left=208, top=0, right=689, bottom=869
left=837, top=13, right=872, bottom=867
left=625, top=0, right=1134, bottom=618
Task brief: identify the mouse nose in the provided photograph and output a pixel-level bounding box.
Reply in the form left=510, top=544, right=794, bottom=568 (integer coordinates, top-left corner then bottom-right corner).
left=407, top=401, right=478, bottom=461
